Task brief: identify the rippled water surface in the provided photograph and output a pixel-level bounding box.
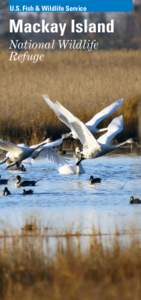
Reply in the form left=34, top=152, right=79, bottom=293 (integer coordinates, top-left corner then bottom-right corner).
left=0, top=155, right=140, bottom=235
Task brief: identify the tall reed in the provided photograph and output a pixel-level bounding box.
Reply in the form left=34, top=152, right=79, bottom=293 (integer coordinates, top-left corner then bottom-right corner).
left=0, top=50, right=141, bottom=143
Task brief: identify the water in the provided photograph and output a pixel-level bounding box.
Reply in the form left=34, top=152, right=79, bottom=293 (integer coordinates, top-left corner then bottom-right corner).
left=0, top=154, right=140, bottom=236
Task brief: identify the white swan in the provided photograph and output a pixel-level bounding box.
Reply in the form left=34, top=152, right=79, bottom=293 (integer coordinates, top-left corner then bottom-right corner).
left=96, top=115, right=133, bottom=157
left=58, top=164, right=76, bottom=175
left=85, top=99, right=123, bottom=133
left=33, top=138, right=85, bottom=175
left=0, top=138, right=51, bottom=168
left=0, top=136, right=83, bottom=175
left=43, top=95, right=123, bottom=136
left=32, top=115, right=132, bottom=174
left=58, top=158, right=85, bottom=175
left=43, top=99, right=132, bottom=159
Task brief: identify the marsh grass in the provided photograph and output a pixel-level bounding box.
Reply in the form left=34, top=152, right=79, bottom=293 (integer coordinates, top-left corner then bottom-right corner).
left=0, top=226, right=141, bottom=300
left=0, top=50, right=141, bottom=143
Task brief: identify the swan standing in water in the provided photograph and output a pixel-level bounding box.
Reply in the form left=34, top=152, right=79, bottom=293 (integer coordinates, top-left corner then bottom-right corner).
left=58, top=157, right=85, bottom=175
left=43, top=98, right=132, bottom=159
left=0, top=138, right=51, bottom=169
left=43, top=95, right=124, bottom=136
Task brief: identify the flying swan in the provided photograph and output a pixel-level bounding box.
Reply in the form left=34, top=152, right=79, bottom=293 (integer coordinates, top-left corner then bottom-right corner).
left=33, top=115, right=132, bottom=174
left=43, top=95, right=124, bottom=137
left=0, top=138, right=51, bottom=168
left=43, top=99, right=132, bottom=159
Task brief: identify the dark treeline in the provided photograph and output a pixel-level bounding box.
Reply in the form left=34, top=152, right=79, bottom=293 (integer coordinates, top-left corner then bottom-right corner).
left=0, top=0, right=141, bottom=49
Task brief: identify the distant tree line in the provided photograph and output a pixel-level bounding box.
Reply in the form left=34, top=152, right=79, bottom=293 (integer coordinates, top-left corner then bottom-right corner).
left=0, top=0, right=141, bottom=49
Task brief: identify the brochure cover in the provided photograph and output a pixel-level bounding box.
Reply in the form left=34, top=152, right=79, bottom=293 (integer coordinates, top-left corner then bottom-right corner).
left=0, top=1, right=141, bottom=299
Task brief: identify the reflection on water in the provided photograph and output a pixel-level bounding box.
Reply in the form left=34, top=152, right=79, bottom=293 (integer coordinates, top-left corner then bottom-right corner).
left=0, top=155, right=140, bottom=236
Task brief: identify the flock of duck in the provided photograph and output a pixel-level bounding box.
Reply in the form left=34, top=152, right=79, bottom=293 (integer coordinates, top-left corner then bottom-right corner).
left=1, top=175, right=39, bottom=196
left=0, top=96, right=139, bottom=204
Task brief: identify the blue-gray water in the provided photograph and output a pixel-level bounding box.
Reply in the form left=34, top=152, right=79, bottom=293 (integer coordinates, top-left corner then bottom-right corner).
left=0, top=155, right=140, bottom=236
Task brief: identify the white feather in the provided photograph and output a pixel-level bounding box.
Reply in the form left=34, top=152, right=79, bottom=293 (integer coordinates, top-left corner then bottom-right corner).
left=0, top=138, right=51, bottom=167
left=43, top=95, right=124, bottom=136
left=53, top=101, right=101, bottom=155
left=86, top=98, right=123, bottom=132
left=98, top=115, right=124, bottom=146
left=43, top=96, right=130, bottom=159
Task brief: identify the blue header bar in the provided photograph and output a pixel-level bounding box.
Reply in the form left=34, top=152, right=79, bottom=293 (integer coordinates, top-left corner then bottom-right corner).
left=9, top=0, right=133, bottom=13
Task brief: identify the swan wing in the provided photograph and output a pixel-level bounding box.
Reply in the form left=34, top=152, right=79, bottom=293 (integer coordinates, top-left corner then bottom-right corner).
left=39, top=138, right=63, bottom=150
left=43, top=95, right=71, bottom=130
left=55, top=101, right=100, bottom=151
left=97, top=115, right=124, bottom=146
left=43, top=95, right=78, bottom=138
left=0, top=140, right=24, bottom=155
left=17, top=143, right=27, bottom=147
left=33, top=140, right=66, bottom=166
left=43, top=95, right=100, bottom=151
left=30, top=138, right=51, bottom=149
left=86, top=98, right=124, bottom=131
left=36, top=149, right=67, bottom=165
left=32, top=138, right=65, bottom=165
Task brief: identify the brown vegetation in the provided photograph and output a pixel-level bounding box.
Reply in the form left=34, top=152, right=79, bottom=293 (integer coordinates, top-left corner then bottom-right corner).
left=0, top=50, right=141, bottom=143
left=0, top=229, right=141, bottom=300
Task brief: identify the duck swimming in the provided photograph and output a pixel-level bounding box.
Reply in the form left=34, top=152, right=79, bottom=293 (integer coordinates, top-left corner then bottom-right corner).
left=16, top=175, right=38, bottom=188
left=23, top=189, right=34, bottom=195
left=3, top=187, right=11, bottom=196
left=130, top=196, right=141, bottom=204
left=89, top=176, right=101, bottom=184
left=0, top=175, right=8, bottom=185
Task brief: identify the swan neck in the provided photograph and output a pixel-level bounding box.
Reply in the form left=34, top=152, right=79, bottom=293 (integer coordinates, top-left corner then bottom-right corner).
left=76, top=158, right=83, bottom=166
left=34, top=143, right=45, bottom=151
left=76, top=165, right=80, bottom=175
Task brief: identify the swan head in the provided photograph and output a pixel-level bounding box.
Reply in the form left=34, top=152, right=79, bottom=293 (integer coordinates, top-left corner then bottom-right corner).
left=126, top=138, right=134, bottom=145
left=75, top=146, right=81, bottom=157
left=46, top=138, right=52, bottom=143
left=75, top=148, right=85, bottom=161
left=62, top=133, right=72, bottom=140
left=75, top=146, right=80, bottom=153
